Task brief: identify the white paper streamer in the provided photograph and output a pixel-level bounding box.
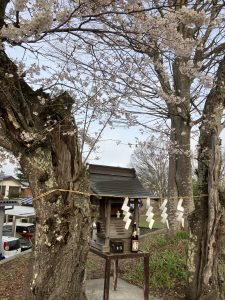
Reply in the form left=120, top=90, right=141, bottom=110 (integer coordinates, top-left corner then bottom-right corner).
left=148, top=219, right=155, bottom=229
left=145, top=198, right=155, bottom=229
left=125, top=218, right=132, bottom=230
left=121, top=197, right=129, bottom=211
left=146, top=197, right=151, bottom=209
left=123, top=211, right=131, bottom=222
left=176, top=198, right=184, bottom=228
left=121, top=197, right=132, bottom=230
left=160, top=199, right=169, bottom=229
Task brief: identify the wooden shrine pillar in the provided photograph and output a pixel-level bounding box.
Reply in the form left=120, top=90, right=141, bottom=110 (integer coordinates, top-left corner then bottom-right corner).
left=105, top=199, right=111, bottom=250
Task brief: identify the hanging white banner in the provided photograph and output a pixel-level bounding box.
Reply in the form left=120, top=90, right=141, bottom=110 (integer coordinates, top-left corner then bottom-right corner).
left=123, top=211, right=132, bottom=222
left=125, top=218, right=132, bottom=230
left=176, top=198, right=184, bottom=228
left=121, top=197, right=129, bottom=211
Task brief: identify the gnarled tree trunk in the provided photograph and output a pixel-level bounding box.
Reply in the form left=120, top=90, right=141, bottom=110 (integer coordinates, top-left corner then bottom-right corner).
left=0, top=49, right=91, bottom=300
left=187, top=56, right=225, bottom=300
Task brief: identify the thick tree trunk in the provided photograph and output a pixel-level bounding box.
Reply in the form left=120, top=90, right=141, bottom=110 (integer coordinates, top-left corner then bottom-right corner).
left=21, top=150, right=90, bottom=300
left=187, top=57, right=225, bottom=300
left=167, top=115, right=194, bottom=233
left=0, top=49, right=91, bottom=299
left=167, top=55, right=194, bottom=233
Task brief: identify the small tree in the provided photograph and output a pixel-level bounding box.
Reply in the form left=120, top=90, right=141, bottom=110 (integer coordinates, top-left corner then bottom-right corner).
left=15, top=166, right=28, bottom=182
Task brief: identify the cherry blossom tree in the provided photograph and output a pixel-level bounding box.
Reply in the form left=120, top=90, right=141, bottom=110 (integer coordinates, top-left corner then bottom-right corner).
left=44, top=2, right=225, bottom=298
left=61, top=0, right=225, bottom=236
left=0, top=1, right=138, bottom=299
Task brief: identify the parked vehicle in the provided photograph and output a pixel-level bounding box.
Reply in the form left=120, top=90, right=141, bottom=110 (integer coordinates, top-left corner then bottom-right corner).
left=3, top=222, right=35, bottom=251
left=1, top=236, right=21, bottom=258
left=15, top=233, right=32, bottom=251
left=3, top=222, right=35, bottom=238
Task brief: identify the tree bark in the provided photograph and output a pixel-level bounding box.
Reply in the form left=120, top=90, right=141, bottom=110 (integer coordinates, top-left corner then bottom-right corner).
left=0, top=49, right=91, bottom=300
left=167, top=115, right=193, bottom=233
left=167, top=55, right=194, bottom=233
left=187, top=56, right=225, bottom=300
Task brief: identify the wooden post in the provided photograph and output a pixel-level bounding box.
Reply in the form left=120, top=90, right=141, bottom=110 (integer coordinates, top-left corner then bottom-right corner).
left=113, top=259, right=118, bottom=291
left=12, top=215, right=16, bottom=237
left=134, top=199, right=139, bottom=224
left=0, top=207, right=5, bottom=256
left=144, top=255, right=149, bottom=300
left=105, top=199, right=111, bottom=252
left=104, top=257, right=111, bottom=300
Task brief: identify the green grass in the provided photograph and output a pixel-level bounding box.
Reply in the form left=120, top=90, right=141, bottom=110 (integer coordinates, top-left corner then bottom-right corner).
left=149, top=250, right=186, bottom=289
left=123, top=231, right=188, bottom=293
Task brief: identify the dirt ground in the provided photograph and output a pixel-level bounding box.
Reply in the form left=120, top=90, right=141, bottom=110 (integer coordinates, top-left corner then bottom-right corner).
left=0, top=253, right=31, bottom=300
left=0, top=230, right=186, bottom=300
left=0, top=251, right=185, bottom=300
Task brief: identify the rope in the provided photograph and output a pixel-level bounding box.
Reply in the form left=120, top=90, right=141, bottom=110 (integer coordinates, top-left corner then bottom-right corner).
left=32, top=188, right=209, bottom=202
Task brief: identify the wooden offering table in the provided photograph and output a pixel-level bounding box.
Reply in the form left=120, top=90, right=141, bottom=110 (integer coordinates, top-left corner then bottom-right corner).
left=90, top=247, right=150, bottom=300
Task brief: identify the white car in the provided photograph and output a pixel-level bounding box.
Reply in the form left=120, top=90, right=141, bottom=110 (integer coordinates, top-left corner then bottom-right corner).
left=1, top=236, right=21, bottom=258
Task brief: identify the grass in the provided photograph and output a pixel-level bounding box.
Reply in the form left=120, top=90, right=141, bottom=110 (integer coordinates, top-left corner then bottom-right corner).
left=122, top=230, right=188, bottom=298
left=139, top=214, right=166, bottom=229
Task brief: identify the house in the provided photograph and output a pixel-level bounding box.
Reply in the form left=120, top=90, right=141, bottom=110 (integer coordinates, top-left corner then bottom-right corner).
left=0, top=176, right=22, bottom=198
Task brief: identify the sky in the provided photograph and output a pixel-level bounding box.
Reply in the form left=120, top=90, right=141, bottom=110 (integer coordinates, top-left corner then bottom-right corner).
left=2, top=112, right=225, bottom=178
left=87, top=125, right=144, bottom=167
left=0, top=45, right=148, bottom=177
left=2, top=125, right=146, bottom=177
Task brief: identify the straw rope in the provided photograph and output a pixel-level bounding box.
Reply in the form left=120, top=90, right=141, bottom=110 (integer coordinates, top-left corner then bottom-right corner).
left=32, top=188, right=209, bottom=202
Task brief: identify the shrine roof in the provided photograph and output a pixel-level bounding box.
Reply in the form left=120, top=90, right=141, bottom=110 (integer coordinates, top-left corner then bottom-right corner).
left=88, top=164, right=155, bottom=199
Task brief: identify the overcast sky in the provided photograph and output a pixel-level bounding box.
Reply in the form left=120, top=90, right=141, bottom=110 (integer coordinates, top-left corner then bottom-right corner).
left=2, top=125, right=146, bottom=176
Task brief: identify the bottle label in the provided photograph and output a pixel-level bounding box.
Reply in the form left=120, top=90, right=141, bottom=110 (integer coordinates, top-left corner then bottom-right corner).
left=132, top=240, right=139, bottom=252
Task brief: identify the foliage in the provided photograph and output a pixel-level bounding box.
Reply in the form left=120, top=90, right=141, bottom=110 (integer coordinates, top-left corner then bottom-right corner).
left=8, top=192, right=20, bottom=199
left=124, top=232, right=188, bottom=293
left=14, top=166, right=28, bottom=182
left=192, top=178, right=199, bottom=197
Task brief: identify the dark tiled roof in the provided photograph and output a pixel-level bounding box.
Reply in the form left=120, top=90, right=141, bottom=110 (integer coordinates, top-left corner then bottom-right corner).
left=0, top=175, right=21, bottom=184
left=88, top=164, right=152, bottom=198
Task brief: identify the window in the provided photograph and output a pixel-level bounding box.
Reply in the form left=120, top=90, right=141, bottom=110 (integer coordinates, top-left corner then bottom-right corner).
left=8, top=186, right=20, bottom=198
left=0, top=185, right=6, bottom=196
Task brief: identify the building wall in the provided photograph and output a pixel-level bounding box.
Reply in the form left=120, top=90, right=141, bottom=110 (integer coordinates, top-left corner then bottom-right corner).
left=21, top=187, right=32, bottom=197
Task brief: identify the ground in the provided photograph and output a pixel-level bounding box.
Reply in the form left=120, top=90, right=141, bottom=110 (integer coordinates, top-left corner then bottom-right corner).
left=0, top=229, right=188, bottom=300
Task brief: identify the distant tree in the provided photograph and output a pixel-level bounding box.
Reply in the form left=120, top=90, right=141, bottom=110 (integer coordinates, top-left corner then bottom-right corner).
left=15, top=166, right=28, bottom=182
left=131, top=135, right=169, bottom=200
